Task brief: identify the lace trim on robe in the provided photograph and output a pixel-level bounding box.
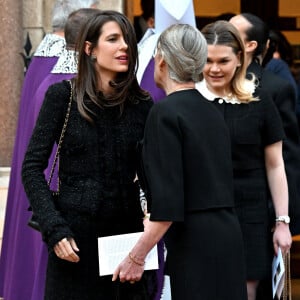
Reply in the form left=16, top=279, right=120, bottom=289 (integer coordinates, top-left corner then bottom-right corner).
left=51, top=49, right=77, bottom=74
left=34, top=33, right=66, bottom=57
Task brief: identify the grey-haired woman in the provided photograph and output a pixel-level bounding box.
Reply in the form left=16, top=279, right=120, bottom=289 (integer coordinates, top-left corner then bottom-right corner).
left=113, top=23, right=247, bottom=300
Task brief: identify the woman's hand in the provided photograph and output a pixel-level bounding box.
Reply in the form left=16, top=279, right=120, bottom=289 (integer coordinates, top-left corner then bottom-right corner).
left=54, top=237, right=80, bottom=263
left=273, top=223, right=292, bottom=255
left=112, top=220, right=171, bottom=283
left=112, top=253, right=145, bottom=283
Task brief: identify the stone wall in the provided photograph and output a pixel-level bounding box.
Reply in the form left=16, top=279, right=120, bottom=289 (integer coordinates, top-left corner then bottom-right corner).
left=24, top=0, right=124, bottom=56
left=23, top=0, right=45, bottom=55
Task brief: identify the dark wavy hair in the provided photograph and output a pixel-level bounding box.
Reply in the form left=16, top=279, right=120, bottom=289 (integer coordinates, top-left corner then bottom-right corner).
left=262, top=29, right=294, bottom=67
left=64, top=8, right=99, bottom=49
left=74, top=10, right=149, bottom=122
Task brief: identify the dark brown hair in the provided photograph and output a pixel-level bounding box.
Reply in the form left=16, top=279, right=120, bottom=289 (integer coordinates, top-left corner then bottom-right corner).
left=74, top=10, right=149, bottom=122
left=64, top=8, right=99, bottom=49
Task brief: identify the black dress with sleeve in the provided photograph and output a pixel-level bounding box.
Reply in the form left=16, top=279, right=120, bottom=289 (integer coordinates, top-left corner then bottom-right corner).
left=142, top=89, right=247, bottom=300
left=22, top=80, right=155, bottom=300
left=198, top=81, right=285, bottom=280
left=248, top=61, right=300, bottom=234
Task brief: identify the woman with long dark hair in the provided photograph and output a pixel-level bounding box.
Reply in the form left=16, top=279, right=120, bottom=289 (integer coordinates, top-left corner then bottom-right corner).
left=22, top=10, right=154, bottom=299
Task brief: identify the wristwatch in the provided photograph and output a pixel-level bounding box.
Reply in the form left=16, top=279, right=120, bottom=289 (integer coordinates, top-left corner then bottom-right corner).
left=275, top=215, right=290, bottom=224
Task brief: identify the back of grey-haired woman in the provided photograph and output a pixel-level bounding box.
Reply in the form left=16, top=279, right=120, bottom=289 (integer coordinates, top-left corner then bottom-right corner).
left=113, top=23, right=248, bottom=300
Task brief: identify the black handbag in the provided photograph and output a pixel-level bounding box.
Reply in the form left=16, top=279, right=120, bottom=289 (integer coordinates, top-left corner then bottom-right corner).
left=27, top=80, right=73, bottom=231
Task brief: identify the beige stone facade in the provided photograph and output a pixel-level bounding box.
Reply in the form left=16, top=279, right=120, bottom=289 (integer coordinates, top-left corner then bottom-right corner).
left=0, top=0, right=125, bottom=167
left=0, top=0, right=23, bottom=167
left=26, top=0, right=128, bottom=54
left=24, top=0, right=125, bottom=53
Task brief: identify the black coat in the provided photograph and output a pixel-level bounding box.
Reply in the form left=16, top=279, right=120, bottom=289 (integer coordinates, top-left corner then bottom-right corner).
left=141, top=89, right=247, bottom=299
left=248, top=61, right=300, bottom=233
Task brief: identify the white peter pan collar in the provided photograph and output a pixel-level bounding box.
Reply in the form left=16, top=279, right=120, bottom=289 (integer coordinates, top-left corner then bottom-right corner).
left=195, top=79, right=256, bottom=105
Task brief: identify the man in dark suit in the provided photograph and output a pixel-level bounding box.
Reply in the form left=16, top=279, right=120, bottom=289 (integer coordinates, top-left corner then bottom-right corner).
left=230, top=12, right=300, bottom=299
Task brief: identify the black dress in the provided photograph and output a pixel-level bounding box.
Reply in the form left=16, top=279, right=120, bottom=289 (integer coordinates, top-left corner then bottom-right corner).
left=22, top=80, right=155, bottom=300
left=141, top=89, right=247, bottom=300
left=198, top=81, right=285, bottom=280
left=248, top=61, right=300, bottom=235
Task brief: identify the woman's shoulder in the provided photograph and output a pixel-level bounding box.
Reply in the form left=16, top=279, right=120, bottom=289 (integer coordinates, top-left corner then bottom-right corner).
left=157, top=89, right=205, bottom=107
left=253, top=86, right=274, bottom=105
left=47, top=79, right=72, bottom=96
left=45, top=80, right=72, bottom=105
left=40, top=80, right=73, bottom=116
left=133, top=94, right=154, bottom=113
left=149, top=90, right=202, bottom=119
left=252, top=86, right=282, bottom=118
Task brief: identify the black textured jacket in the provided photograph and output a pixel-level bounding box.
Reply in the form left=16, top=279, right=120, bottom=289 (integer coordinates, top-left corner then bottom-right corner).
left=22, top=80, right=153, bottom=249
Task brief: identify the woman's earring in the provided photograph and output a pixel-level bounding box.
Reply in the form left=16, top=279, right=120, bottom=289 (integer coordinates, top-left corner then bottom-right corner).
left=91, top=54, right=97, bottom=61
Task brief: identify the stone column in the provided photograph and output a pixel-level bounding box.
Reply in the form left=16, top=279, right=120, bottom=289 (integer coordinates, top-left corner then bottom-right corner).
left=24, top=0, right=45, bottom=53
left=43, top=0, right=56, bottom=34
left=99, top=0, right=123, bottom=12
left=99, top=0, right=133, bottom=23
left=0, top=0, right=23, bottom=167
